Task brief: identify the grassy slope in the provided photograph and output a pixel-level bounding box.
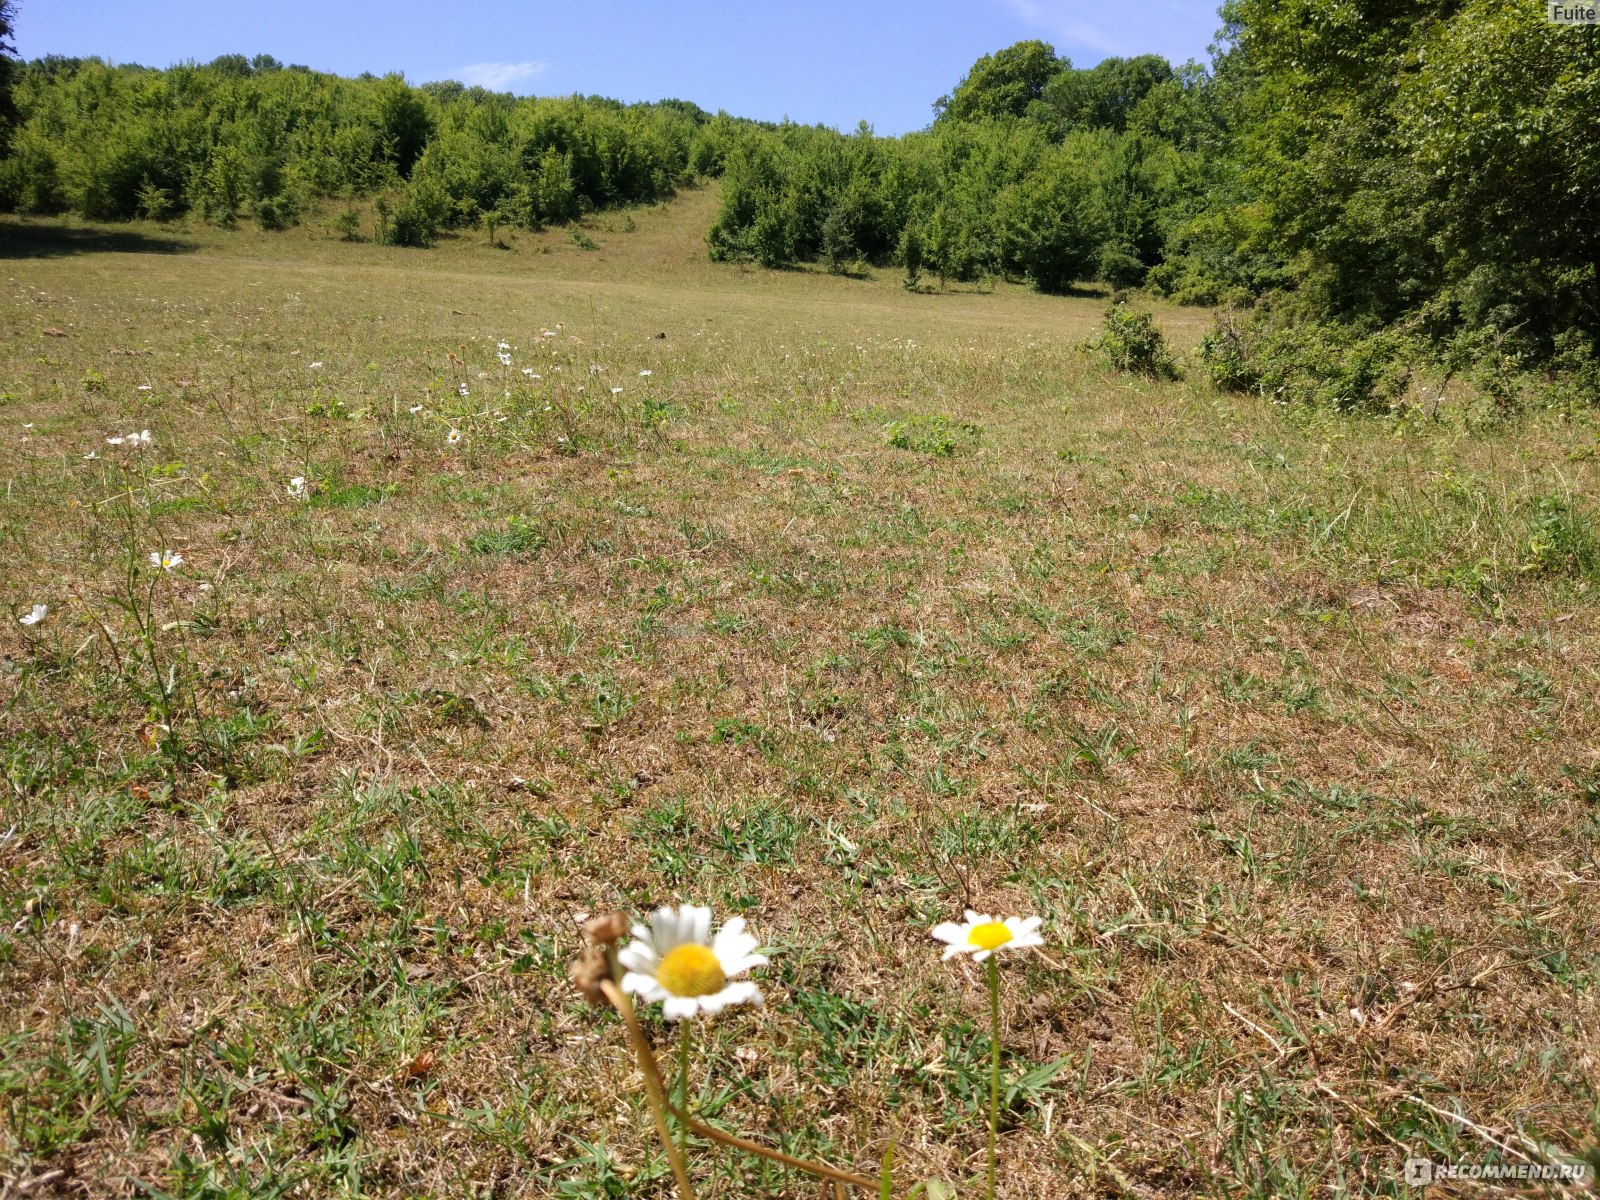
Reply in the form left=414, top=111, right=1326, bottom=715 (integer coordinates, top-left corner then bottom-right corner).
left=1, top=188, right=1598, bottom=1197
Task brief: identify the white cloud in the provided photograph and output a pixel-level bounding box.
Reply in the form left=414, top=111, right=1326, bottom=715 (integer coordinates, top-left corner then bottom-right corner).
left=456, top=61, right=548, bottom=91
left=994, top=0, right=1219, bottom=64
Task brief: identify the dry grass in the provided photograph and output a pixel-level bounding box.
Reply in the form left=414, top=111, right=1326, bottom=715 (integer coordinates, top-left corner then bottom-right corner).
left=1, top=187, right=1598, bottom=1199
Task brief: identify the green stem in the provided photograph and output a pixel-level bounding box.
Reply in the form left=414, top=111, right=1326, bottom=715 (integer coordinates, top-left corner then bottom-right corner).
left=987, top=954, right=1001, bottom=1200
left=677, top=1019, right=693, bottom=1160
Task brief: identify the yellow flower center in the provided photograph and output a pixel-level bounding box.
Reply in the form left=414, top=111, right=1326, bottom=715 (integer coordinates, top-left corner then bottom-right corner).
left=656, top=944, right=727, bottom=997
left=968, top=921, right=1013, bottom=951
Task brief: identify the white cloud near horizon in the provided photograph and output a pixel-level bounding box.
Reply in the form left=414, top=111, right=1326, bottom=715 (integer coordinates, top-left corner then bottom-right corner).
left=456, top=60, right=548, bottom=90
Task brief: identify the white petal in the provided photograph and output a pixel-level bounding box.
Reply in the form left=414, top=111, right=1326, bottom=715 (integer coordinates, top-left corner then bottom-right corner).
left=965, top=910, right=986, bottom=925
left=1007, top=916, right=1043, bottom=936
left=617, top=941, right=658, bottom=974
left=972, top=948, right=993, bottom=963
left=717, top=950, right=768, bottom=977
left=942, top=942, right=977, bottom=960
left=680, top=905, right=712, bottom=947
left=648, top=907, right=685, bottom=951
left=931, top=922, right=969, bottom=946
left=698, top=981, right=762, bottom=1014
left=662, top=996, right=700, bottom=1021
left=621, top=972, right=666, bottom=1003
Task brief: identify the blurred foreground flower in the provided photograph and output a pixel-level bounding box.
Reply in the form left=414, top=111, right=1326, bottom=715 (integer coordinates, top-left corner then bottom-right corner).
left=620, top=904, right=765, bottom=1021
left=19, top=604, right=47, bottom=626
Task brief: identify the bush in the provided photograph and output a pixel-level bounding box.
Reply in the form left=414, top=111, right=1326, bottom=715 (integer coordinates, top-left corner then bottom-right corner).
left=331, top=209, right=363, bottom=241
left=383, top=179, right=450, bottom=247
left=1198, top=308, right=1412, bottom=412
left=254, top=192, right=298, bottom=231
left=1088, top=303, right=1180, bottom=379
left=1097, top=241, right=1146, bottom=289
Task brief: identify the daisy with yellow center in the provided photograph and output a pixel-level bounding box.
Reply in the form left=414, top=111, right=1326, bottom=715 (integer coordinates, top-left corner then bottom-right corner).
left=619, top=904, right=766, bottom=1021
left=620, top=904, right=768, bottom=1162
left=932, top=910, right=1045, bottom=1200
left=931, top=912, right=1044, bottom=962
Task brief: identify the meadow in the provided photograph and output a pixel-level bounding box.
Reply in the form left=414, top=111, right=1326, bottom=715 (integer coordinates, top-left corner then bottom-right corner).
left=2, top=187, right=1598, bottom=1197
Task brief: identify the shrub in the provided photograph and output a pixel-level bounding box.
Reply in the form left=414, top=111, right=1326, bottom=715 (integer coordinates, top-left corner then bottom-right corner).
left=254, top=193, right=298, bottom=232
left=1522, top=495, right=1599, bottom=579
left=1088, top=303, right=1180, bottom=379
left=331, top=209, right=363, bottom=241
left=1198, top=308, right=1412, bottom=412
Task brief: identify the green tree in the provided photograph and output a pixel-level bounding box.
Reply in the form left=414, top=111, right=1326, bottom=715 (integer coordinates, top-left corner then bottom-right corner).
left=936, top=40, right=1063, bottom=123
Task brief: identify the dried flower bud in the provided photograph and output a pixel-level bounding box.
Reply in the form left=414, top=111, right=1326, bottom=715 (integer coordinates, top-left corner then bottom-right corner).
left=583, top=911, right=630, bottom=946
left=569, top=945, right=612, bottom=1006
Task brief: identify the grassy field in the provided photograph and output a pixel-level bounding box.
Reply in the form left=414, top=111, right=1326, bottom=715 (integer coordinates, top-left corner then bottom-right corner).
left=2, top=187, right=1599, bottom=1199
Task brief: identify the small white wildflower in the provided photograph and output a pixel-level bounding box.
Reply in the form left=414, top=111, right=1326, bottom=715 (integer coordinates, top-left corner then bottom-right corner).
left=106, top=435, right=125, bottom=446
left=136, top=384, right=153, bottom=392
left=521, top=367, right=536, bottom=377
left=931, top=912, right=1045, bottom=963
left=409, top=404, right=424, bottom=414
left=127, top=430, right=153, bottom=448
left=287, top=476, right=307, bottom=499
left=611, top=386, right=624, bottom=395
left=309, top=361, right=324, bottom=370
left=19, top=604, right=47, bottom=627
left=149, top=550, right=184, bottom=572
left=447, top=428, right=462, bottom=446
left=497, top=340, right=511, bottom=352
left=639, top=369, right=652, bottom=377
left=457, top=384, right=469, bottom=397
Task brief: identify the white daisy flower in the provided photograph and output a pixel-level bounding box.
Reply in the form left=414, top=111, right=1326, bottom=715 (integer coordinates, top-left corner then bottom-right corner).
left=931, top=912, right=1045, bottom=963
left=127, top=429, right=153, bottom=448
left=409, top=404, right=424, bottom=414
left=542, top=330, right=557, bottom=338
left=521, top=367, right=536, bottom=377
left=611, top=386, right=624, bottom=395
left=149, top=550, right=184, bottom=572
left=136, top=384, right=153, bottom=392
left=639, top=369, right=652, bottom=377
left=287, top=476, right=307, bottom=499
left=619, top=905, right=767, bottom=1021
left=497, top=340, right=511, bottom=352
left=19, top=604, right=47, bottom=626
left=309, top=361, right=324, bottom=370
left=106, top=435, right=125, bottom=446
left=457, top=383, right=470, bottom=398
left=446, top=428, right=462, bottom=446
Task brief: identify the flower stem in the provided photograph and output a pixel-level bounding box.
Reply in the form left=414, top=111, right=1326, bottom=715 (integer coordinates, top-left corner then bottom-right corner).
left=677, top=1019, right=693, bottom=1159
left=600, top=979, right=698, bottom=1200
left=987, top=954, right=1001, bottom=1200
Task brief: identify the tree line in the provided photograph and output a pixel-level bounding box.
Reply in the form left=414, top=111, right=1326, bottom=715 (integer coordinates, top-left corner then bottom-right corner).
left=0, top=49, right=733, bottom=244
left=0, top=1, right=1595, bottom=400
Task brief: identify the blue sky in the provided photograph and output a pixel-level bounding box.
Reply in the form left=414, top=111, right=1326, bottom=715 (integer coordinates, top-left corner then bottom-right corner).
left=12, top=1, right=1224, bottom=136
